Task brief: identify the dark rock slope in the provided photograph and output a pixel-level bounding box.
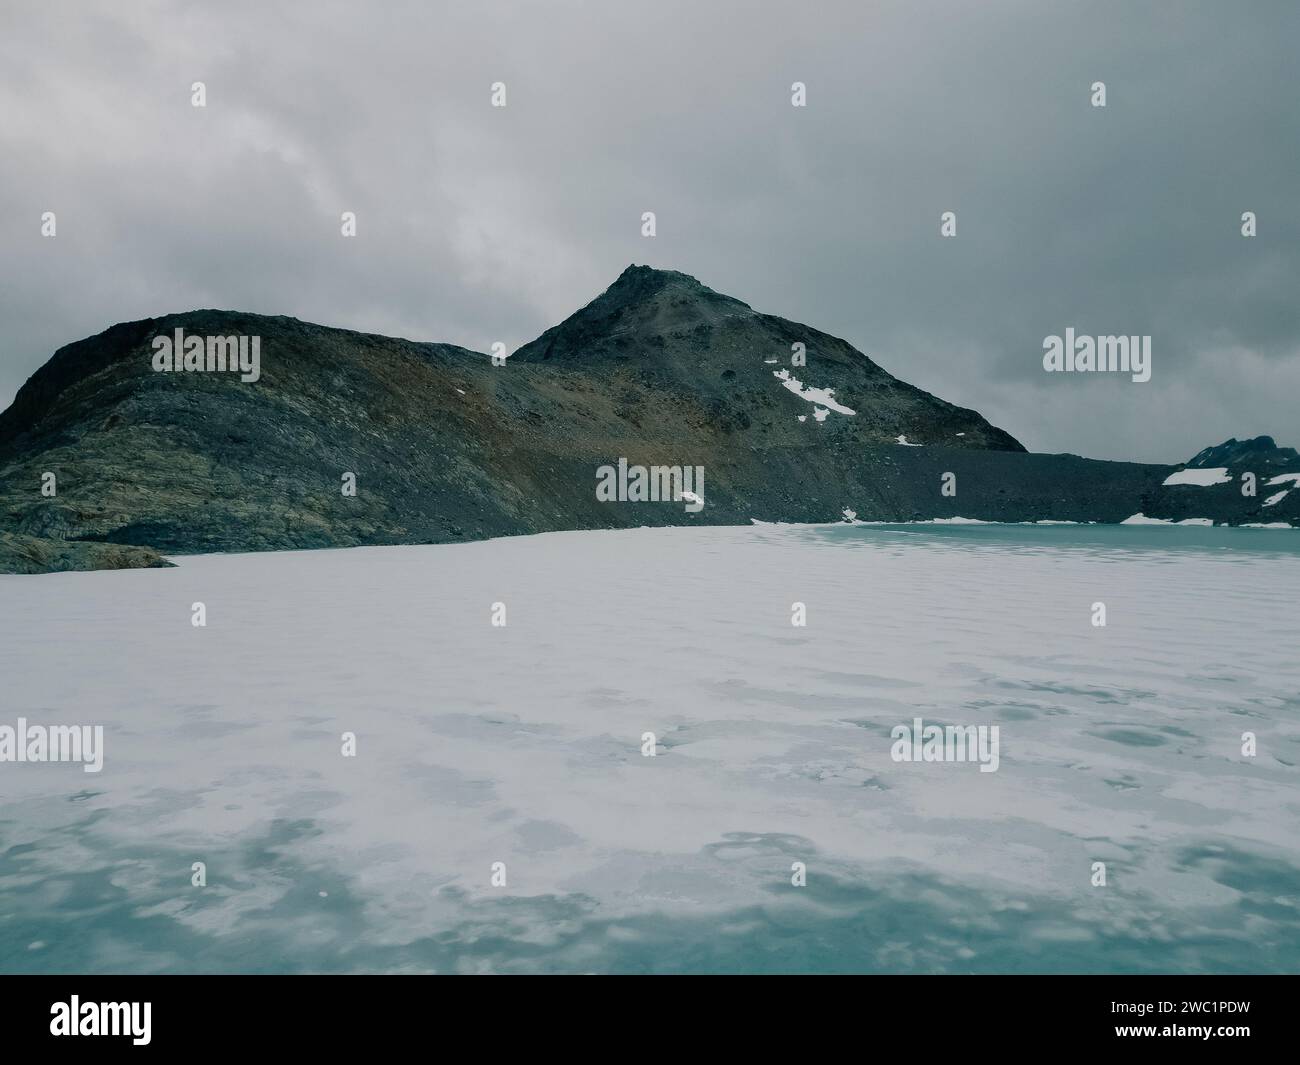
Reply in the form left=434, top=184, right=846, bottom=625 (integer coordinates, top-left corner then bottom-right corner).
left=0, top=266, right=1293, bottom=572
left=512, top=265, right=1026, bottom=452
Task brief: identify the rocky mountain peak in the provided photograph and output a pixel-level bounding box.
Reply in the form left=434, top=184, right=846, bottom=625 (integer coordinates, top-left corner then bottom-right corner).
left=510, top=265, right=754, bottom=363
left=1187, top=436, right=1299, bottom=471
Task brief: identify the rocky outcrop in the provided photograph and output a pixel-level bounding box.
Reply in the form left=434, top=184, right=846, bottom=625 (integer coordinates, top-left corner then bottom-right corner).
left=0, top=531, right=169, bottom=574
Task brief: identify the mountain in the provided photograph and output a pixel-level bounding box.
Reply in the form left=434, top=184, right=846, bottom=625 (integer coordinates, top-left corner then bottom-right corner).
left=1150, top=436, right=1300, bottom=523
left=0, top=266, right=1294, bottom=573
left=1186, top=436, right=1300, bottom=473
left=512, top=265, right=1026, bottom=451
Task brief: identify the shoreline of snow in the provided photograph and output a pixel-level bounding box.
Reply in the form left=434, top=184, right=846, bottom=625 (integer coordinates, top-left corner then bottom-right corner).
left=753, top=515, right=1296, bottom=531
left=28, top=515, right=1294, bottom=574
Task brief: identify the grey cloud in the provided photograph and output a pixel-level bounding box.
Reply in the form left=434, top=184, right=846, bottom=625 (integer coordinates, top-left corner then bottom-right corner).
left=1, top=0, right=1296, bottom=462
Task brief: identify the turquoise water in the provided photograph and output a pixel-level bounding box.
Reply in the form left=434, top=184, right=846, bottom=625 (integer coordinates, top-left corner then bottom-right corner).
left=2, top=523, right=1298, bottom=973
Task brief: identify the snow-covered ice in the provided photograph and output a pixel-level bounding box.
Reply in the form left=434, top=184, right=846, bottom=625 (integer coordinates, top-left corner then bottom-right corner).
left=3, top=523, right=1299, bottom=974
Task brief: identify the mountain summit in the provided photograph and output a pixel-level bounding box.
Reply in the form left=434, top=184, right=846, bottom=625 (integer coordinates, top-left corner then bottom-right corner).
left=1187, top=436, right=1300, bottom=472
left=513, top=264, right=1025, bottom=451
left=512, top=265, right=756, bottom=364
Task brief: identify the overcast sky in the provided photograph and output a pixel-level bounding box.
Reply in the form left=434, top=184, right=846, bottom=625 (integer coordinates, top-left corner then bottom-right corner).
left=2, top=0, right=1297, bottom=462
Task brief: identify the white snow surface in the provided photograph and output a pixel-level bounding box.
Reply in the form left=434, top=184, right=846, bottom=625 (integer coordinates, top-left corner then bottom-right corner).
left=1123, top=514, right=1214, bottom=526
left=772, top=369, right=856, bottom=416
left=4, top=525, right=1299, bottom=973
left=1162, top=467, right=1230, bottom=487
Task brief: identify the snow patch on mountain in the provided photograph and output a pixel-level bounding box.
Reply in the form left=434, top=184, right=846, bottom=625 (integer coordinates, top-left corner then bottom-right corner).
left=1163, top=467, right=1230, bottom=487
left=773, top=369, right=856, bottom=416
